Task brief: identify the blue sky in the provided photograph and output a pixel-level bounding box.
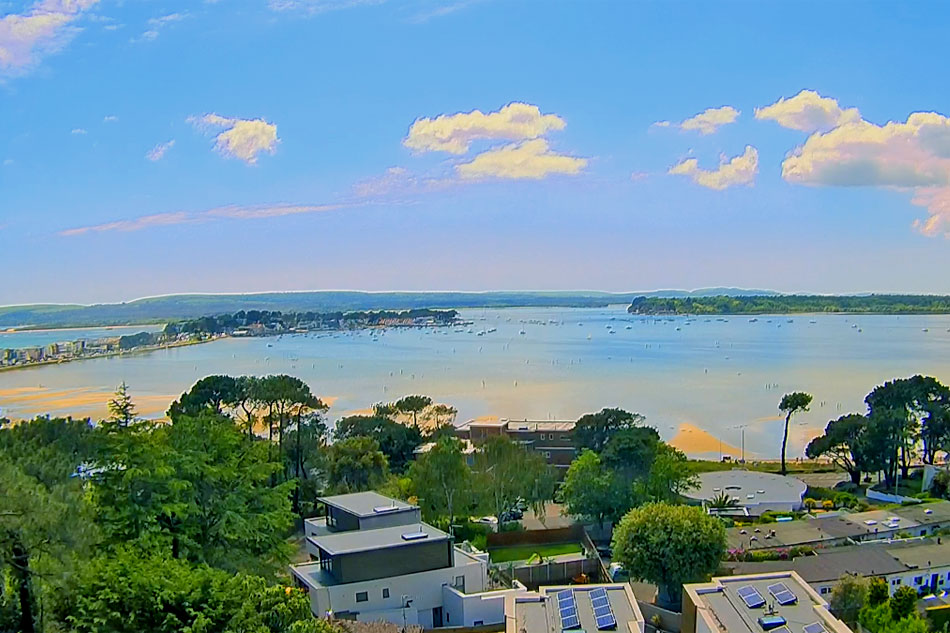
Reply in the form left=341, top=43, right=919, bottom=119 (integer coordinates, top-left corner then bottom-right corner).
left=3, top=0, right=950, bottom=304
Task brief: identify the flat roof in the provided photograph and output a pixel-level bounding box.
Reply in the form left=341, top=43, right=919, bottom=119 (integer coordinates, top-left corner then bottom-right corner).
left=840, top=509, right=921, bottom=535
left=684, top=470, right=807, bottom=507
left=886, top=538, right=950, bottom=570
left=317, top=491, right=416, bottom=518
left=510, top=584, right=643, bottom=633
left=310, top=522, right=449, bottom=556
left=505, top=421, right=576, bottom=432
left=727, top=515, right=870, bottom=550
left=893, top=501, right=950, bottom=526
left=688, top=572, right=852, bottom=633
left=728, top=545, right=907, bottom=584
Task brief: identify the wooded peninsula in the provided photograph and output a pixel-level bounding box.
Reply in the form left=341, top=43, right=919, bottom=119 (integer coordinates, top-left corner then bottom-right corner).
left=628, top=294, right=950, bottom=315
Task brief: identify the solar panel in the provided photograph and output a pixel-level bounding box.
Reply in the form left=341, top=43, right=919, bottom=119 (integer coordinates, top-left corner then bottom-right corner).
left=557, top=589, right=573, bottom=604
left=593, top=605, right=612, bottom=618
left=559, top=606, right=576, bottom=617
left=589, top=587, right=608, bottom=601
left=767, top=582, right=790, bottom=595
left=558, top=590, right=580, bottom=630
left=736, top=585, right=757, bottom=598
left=738, top=587, right=765, bottom=608
left=591, top=596, right=610, bottom=609
left=561, top=615, right=580, bottom=630
left=595, top=614, right=617, bottom=630
left=767, top=583, right=798, bottom=606
left=803, top=624, right=828, bottom=633
left=769, top=628, right=791, bottom=633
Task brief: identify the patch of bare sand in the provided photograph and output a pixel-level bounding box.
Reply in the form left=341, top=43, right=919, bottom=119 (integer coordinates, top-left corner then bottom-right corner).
left=669, top=422, right=743, bottom=457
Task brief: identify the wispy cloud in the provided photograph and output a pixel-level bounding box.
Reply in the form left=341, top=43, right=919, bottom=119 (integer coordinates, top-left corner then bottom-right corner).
left=0, top=0, right=100, bottom=77
left=145, top=140, right=175, bottom=161
left=103, top=114, right=118, bottom=122
left=268, top=0, right=385, bottom=15
left=668, top=145, right=758, bottom=190
left=71, top=127, right=87, bottom=135
left=59, top=203, right=347, bottom=236
left=353, top=167, right=455, bottom=198
left=405, top=102, right=566, bottom=155
left=138, top=12, right=188, bottom=42
left=655, top=106, right=740, bottom=135
left=407, top=0, right=480, bottom=23
left=188, top=113, right=279, bottom=164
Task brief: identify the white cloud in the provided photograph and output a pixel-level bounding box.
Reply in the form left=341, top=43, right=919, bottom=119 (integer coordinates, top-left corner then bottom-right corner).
left=353, top=166, right=455, bottom=198
left=138, top=12, right=187, bottom=41
left=755, top=89, right=861, bottom=133
left=668, top=145, right=758, bottom=190
left=268, top=0, right=385, bottom=14
left=71, top=127, right=86, bottom=134
left=0, top=0, right=99, bottom=76
left=404, top=102, right=566, bottom=154
left=630, top=171, right=649, bottom=182
left=103, top=114, right=118, bottom=122
left=145, top=140, right=175, bottom=161
left=781, top=111, right=950, bottom=236
left=188, top=113, right=279, bottom=164
left=456, top=139, right=587, bottom=180
left=659, top=106, right=739, bottom=135
left=59, top=203, right=346, bottom=236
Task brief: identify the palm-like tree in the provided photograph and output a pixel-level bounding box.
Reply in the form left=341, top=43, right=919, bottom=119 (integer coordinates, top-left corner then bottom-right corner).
left=779, top=392, right=813, bottom=475
left=707, top=490, right=740, bottom=510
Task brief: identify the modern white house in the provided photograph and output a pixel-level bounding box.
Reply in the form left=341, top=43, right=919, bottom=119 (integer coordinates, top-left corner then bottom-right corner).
left=290, top=491, right=527, bottom=629
left=505, top=583, right=645, bottom=633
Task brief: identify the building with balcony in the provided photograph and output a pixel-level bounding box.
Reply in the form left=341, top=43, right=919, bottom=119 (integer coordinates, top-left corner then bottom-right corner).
left=455, top=418, right=577, bottom=471
left=291, top=491, right=527, bottom=629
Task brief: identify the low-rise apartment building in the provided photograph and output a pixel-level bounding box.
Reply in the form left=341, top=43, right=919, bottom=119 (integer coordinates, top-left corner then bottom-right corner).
left=683, top=571, right=853, bottom=633
left=456, top=418, right=577, bottom=471
left=291, top=491, right=526, bottom=629
left=505, top=583, right=645, bottom=633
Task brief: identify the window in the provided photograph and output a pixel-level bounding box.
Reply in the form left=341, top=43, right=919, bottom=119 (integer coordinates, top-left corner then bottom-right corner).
left=455, top=575, right=465, bottom=590
left=356, top=592, right=368, bottom=603
left=474, top=622, right=484, bottom=627
left=915, top=576, right=923, bottom=585
left=820, top=587, right=829, bottom=595
left=894, top=579, right=901, bottom=585
left=382, top=588, right=390, bottom=599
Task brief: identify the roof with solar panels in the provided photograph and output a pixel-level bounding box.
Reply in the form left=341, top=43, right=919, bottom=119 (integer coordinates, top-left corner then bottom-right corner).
left=683, top=571, right=854, bottom=633
left=505, top=584, right=645, bottom=633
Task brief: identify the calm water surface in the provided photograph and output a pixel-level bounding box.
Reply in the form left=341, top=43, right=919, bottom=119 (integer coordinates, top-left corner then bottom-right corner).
left=2, top=307, right=948, bottom=459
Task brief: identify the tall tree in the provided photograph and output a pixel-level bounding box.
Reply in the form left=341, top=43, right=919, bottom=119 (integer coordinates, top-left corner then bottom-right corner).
left=558, top=450, right=628, bottom=529
left=829, top=575, right=868, bottom=628
left=778, top=392, right=812, bottom=475
left=866, top=378, right=926, bottom=479
left=409, top=436, right=472, bottom=531
left=326, top=436, right=389, bottom=493
left=611, top=503, right=726, bottom=610
left=334, top=414, right=423, bottom=473
left=574, top=408, right=646, bottom=453
left=634, top=443, right=697, bottom=504
left=473, top=435, right=554, bottom=523
left=106, top=381, right=136, bottom=430
left=167, top=375, right=241, bottom=418
left=805, top=414, right=868, bottom=485
left=393, top=394, right=433, bottom=427
left=601, top=426, right=660, bottom=482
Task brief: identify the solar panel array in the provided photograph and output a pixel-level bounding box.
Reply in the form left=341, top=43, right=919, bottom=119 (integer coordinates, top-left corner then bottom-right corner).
left=803, top=624, right=828, bottom=633
left=767, top=582, right=798, bottom=606
left=557, top=589, right=580, bottom=630
left=736, top=585, right=766, bottom=608
left=588, top=587, right=616, bottom=630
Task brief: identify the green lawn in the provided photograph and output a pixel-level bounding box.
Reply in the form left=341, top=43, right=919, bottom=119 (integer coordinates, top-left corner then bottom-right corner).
left=488, top=542, right=583, bottom=563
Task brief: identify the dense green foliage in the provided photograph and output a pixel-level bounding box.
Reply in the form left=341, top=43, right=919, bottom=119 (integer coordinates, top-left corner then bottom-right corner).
left=629, top=294, right=950, bottom=315
left=165, top=308, right=459, bottom=336
left=829, top=575, right=868, bottom=627
left=408, top=436, right=473, bottom=528
left=611, top=503, right=726, bottom=610
left=335, top=415, right=423, bottom=472
left=807, top=375, right=950, bottom=488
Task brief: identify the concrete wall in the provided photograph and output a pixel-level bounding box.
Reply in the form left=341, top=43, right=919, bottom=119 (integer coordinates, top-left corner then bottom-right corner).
left=359, top=508, right=422, bottom=531
left=441, top=585, right=527, bottom=627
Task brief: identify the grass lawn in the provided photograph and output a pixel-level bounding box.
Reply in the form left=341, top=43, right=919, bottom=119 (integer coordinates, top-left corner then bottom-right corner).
left=488, top=542, right=583, bottom=563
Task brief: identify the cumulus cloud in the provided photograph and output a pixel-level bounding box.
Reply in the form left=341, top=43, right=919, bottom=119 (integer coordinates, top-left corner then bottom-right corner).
left=781, top=111, right=950, bottom=236
left=755, top=89, right=862, bottom=133
left=668, top=145, right=758, bottom=190
left=145, top=140, right=175, bottom=161
left=456, top=139, right=587, bottom=180
left=0, top=0, right=99, bottom=76
left=404, top=102, right=566, bottom=154
left=188, top=113, right=279, bottom=164
left=59, top=203, right=345, bottom=236
left=659, top=106, right=739, bottom=135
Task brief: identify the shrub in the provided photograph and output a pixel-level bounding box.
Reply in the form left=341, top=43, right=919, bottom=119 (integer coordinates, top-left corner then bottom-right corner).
left=803, top=498, right=818, bottom=510
left=822, top=499, right=835, bottom=509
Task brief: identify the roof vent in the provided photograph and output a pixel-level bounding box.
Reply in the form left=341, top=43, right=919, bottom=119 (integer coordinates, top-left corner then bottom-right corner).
left=401, top=531, right=428, bottom=541
left=374, top=505, right=399, bottom=513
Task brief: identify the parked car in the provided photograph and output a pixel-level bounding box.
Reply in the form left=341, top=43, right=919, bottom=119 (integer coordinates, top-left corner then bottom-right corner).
left=500, top=508, right=523, bottom=522
left=608, top=562, right=629, bottom=582
left=474, top=516, right=498, bottom=528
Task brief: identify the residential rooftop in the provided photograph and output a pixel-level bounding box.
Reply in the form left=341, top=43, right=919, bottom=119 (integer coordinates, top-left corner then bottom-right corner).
left=839, top=509, right=921, bottom=535
left=892, top=501, right=950, bottom=526
left=685, top=571, right=852, bottom=633
left=317, top=491, right=417, bottom=518
left=727, top=544, right=908, bottom=584
left=726, top=516, right=866, bottom=550
left=308, top=522, right=449, bottom=556
left=683, top=470, right=807, bottom=509
left=507, top=584, right=644, bottom=633
left=293, top=545, right=482, bottom=589
left=885, top=538, right=950, bottom=570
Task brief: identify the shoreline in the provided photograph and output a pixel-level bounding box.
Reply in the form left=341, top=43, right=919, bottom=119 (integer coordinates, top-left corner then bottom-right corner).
left=0, top=336, right=221, bottom=373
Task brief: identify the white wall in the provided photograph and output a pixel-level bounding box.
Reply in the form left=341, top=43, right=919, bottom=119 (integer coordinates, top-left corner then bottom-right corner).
left=441, top=584, right=527, bottom=627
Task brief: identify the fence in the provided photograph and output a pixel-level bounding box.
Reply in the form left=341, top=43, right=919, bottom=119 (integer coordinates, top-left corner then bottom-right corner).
left=487, top=525, right=606, bottom=589
left=486, top=525, right=586, bottom=548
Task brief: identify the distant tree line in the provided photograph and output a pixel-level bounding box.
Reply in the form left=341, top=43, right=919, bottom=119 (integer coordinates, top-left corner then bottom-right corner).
left=629, top=294, right=950, bottom=315
left=164, top=308, right=459, bottom=336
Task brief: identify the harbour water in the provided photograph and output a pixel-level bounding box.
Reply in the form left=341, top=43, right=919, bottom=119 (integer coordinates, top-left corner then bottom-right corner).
left=1, top=306, right=949, bottom=459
